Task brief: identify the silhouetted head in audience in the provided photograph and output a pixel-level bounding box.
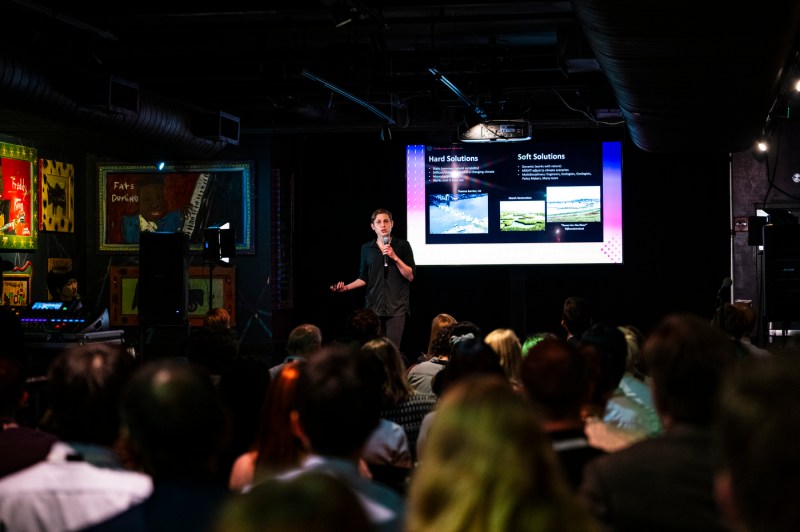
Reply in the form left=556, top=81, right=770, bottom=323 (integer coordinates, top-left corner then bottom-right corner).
left=291, top=344, right=384, bottom=459
left=713, top=354, right=800, bottom=532
left=561, top=296, right=592, bottom=342
left=711, top=303, right=750, bottom=340
left=215, top=471, right=373, bottom=532
left=39, top=342, right=135, bottom=446
left=119, top=358, right=228, bottom=482
left=340, top=308, right=383, bottom=348
left=217, top=354, right=273, bottom=478
left=285, top=323, right=323, bottom=360
left=360, top=336, right=415, bottom=408
left=578, top=322, right=629, bottom=416
left=187, top=307, right=239, bottom=374
left=253, top=360, right=307, bottom=479
left=431, top=336, right=504, bottom=397
left=447, top=320, right=483, bottom=343
left=521, top=337, right=590, bottom=425
left=521, top=331, right=560, bottom=359
left=645, top=313, right=735, bottom=428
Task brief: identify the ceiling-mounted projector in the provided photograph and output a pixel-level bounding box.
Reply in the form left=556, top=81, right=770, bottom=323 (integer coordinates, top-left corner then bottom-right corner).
left=459, top=119, right=532, bottom=142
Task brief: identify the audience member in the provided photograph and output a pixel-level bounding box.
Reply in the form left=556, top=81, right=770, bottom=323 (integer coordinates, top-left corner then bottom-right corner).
left=360, top=337, right=437, bottom=464
left=216, top=354, right=273, bottom=487
left=0, top=343, right=150, bottom=531
left=580, top=322, right=654, bottom=451
left=336, top=308, right=384, bottom=350
left=561, top=296, right=592, bottom=344
left=407, top=320, right=481, bottom=394
left=185, top=307, right=239, bottom=376
left=84, top=358, right=231, bottom=532
left=0, top=313, right=57, bottom=478
left=730, top=301, right=771, bottom=357
left=616, top=324, right=662, bottom=436
left=411, top=312, right=456, bottom=367
left=215, top=471, right=374, bottom=532
left=275, top=344, right=405, bottom=532
left=416, top=336, right=504, bottom=459
left=580, top=313, right=736, bottom=532
left=520, top=336, right=606, bottom=492
left=406, top=374, right=599, bottom=532
left=229, top=360, right=306, bottom=491
left=712, top=302, right=771, bottom=358
left=268, top=323, right=322, bottom=380
left=713, top=353, right=800, bottom=532
left=521, top=331, right=560, bottom=358
left=361, top=417, right=412, bottom=471
left=484, top=327, right=523, bottom=389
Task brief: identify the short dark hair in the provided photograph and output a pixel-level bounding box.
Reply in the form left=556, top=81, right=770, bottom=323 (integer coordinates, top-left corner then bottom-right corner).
left=645, top=313, right=735, bottom=425
left=579, top=322, right=629, bottom=408
left=122, top=359, right=227, bottom=480
left=715, top=354, right=800, bottom=531
left=433, top=337, right=504, bottom=397
left=521, top=337, right=588, bottom=420
left=286, top=324, right=323, bottom=357
left=371, top=208, right=392, bottom=222
left=295, top=344, right=383, bottom=457
left=344, top=309, right=382, bottom=346
left=562, top=297, right=592, bottom=337
left=46, top=267, right=76, bottom=299
left=42, top=342, right=135, bottom=445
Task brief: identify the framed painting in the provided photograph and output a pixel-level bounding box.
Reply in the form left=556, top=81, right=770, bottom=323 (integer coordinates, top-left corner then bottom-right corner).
left=39, top=159, right=75, bottom=232
left=97, top=161, right=254, bottom=254
left=2, top=273, right=32, bottom=307
left=0, top=141, right=38, bottom=250
left=109, top=265, right=236, bottom=327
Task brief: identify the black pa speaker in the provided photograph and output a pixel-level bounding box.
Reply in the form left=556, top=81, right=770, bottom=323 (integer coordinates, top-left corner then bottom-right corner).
left=763, top=223, right=800, bottom=324
left=138, top=232, right=189, bottom=325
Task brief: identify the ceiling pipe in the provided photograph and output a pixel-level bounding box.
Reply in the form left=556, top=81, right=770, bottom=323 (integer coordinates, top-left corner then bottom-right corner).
left=0, top=55, right=229, bottom=158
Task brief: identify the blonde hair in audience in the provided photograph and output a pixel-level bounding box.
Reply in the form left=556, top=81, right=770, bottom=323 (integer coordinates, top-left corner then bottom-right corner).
left=406, top=374, right=598, bottom=532
left=484, top=328, right=523, bottom=386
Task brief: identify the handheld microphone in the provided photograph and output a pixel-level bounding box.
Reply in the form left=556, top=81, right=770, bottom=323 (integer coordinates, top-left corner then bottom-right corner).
left=383, top=236, right=389, bottom=267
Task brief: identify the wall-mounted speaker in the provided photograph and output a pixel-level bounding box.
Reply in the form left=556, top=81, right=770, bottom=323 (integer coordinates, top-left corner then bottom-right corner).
left=763, top=223, right=800, bottom=324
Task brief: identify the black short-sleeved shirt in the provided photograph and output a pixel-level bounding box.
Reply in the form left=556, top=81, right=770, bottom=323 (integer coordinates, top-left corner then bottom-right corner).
left=358, top=236, right=415, bottom=317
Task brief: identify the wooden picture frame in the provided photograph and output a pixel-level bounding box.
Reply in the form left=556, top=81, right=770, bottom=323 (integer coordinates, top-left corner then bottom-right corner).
left=0, top=141, right=38, bottom=250
left=39, top=159, right=75, bottom=232
left=97, top=161, right=254, bottom=254
left=2, top=273, right=32, bottom=307
left=109, top=265, right=236, bottom=327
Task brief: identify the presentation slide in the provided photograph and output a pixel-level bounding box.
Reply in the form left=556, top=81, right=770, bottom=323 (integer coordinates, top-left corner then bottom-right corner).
left=406, top=140, right=622, bottom=265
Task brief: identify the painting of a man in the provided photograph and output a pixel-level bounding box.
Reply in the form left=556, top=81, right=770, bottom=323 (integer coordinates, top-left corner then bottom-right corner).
left=122, top=175, right=183, bottom=243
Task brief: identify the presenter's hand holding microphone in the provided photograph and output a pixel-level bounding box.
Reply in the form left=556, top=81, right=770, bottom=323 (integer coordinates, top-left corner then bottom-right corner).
left=383, top=236, right=390, bottom=267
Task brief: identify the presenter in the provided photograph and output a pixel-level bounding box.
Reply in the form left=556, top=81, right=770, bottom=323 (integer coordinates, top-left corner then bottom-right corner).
left=330, top=208, right=415, bottom=352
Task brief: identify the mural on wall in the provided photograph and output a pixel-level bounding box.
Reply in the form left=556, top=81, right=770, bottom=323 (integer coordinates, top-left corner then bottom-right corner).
left=97, top=161, right=254, bottom=254
left=109, top=265, right=236, bottom=326
left=39, top=159, right=75, bottom=232
left=0, top=142, right=37, bottom=250
left=1, top=260, right=33, bottom=307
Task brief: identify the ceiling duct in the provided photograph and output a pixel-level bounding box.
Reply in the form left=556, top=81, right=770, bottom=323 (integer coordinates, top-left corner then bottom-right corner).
left=0, top=56, right=230, bottom=158
left=571, top=0, right=800, bottom=153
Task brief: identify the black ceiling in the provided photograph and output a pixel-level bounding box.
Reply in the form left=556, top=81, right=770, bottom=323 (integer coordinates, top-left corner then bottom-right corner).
left=2, top=1, right=800, bottom=158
